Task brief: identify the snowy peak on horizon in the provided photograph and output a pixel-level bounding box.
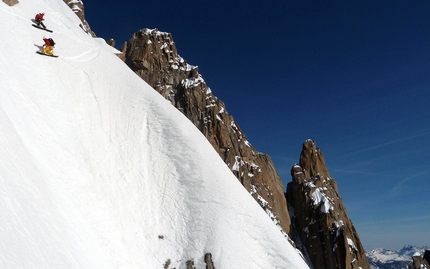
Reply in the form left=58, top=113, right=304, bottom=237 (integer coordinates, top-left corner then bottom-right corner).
left=0, top=0, right=309, bottom=268
left=367, top=245, right=430, bottom=262
left=366, top=245, right=430, bottom=269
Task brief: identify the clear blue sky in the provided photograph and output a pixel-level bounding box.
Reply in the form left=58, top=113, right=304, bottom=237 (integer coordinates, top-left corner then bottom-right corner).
left=83, top=0, right=430, bottom=250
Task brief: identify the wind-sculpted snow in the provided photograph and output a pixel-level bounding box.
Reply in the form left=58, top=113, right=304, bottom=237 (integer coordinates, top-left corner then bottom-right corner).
left=0, top=0, right=309, bottom=268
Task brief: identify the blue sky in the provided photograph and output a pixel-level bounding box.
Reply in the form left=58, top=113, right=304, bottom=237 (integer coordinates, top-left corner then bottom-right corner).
left=83, top=0, right=430, bottom=250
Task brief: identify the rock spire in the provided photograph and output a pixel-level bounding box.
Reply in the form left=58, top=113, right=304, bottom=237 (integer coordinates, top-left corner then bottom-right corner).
left=287, top=139, right=370, bottom=269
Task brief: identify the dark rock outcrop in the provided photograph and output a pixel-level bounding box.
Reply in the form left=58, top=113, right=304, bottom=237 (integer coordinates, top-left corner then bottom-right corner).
left=163, top=254, right=215, bottom=268
left=121, top=28, right=291, bottom=235
left=205, top=253, right=216, bottom=269
left=63, top=0, right=95, bottom=37
left=107, top=38, right=116, bottom=47
left=424, top=250, right=430, bottom=265
left=287, top=139, right=370, bottom=269
left=186, top=260, right=196, bottom=269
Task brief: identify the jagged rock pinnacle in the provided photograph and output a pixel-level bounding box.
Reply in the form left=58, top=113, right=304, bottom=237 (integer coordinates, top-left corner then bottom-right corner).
left=287, top=139, right=370, bottom=269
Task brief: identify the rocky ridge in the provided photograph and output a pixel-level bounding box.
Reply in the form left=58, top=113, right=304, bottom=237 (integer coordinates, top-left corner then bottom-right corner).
left=120, top=28, right=291, bottom=236
left=118, top=28, right=371, bottom=269
left=67, top=2, right=371, bottom=268
left=287, top=139, right=370, bottom=269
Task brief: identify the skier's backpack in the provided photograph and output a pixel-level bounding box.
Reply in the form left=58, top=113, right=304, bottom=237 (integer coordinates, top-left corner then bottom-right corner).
left=48, top=38, right=55, bottom=46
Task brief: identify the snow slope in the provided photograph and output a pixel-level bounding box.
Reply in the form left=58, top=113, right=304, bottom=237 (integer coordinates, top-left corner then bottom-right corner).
left=0, top=0, right=310, bottom=268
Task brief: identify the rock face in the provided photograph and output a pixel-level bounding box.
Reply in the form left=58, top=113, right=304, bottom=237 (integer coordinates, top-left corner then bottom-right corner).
left=63, top=0, right=95, bottom=37
left=287, top=139, right=370, bottom=269
left=204, top=253, right=216, bottom=269
left=121, top=28, right=291, bottom=235
left=3, top=0, right=18, bottom=6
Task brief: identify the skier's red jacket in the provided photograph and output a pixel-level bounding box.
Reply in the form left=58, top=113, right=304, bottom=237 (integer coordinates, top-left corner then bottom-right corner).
left=35, top=13, right=44, bottom=21
left=43, top=38, right=51, bottom=46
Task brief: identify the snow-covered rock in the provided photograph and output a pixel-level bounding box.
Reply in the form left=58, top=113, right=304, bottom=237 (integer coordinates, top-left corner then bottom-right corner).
left=62, top=0, right=94, bottom=36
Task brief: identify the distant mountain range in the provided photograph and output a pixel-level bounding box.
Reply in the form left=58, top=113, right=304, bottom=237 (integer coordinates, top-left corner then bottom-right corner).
left=367, top=245, right=429, bottom=269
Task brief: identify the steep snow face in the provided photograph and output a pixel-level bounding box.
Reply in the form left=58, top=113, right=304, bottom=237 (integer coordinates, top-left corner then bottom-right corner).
left=0, top=0, right=309, bottom=268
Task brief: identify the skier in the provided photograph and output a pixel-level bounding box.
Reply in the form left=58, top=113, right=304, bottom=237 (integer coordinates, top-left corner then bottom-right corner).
left=41, top=36, right=55, bottom=56
left=34, top=12, right=46, bottom=29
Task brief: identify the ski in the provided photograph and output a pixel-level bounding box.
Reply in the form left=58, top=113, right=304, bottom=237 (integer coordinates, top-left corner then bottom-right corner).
left=32, top=24, right=53, bottom=33
left=36, top=51, right=58, bottom=58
